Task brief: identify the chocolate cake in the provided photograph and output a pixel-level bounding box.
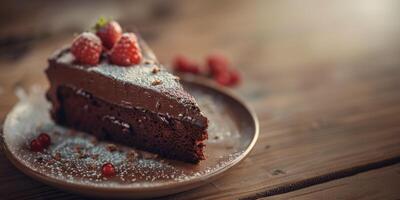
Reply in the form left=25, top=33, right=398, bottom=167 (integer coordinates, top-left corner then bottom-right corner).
left=45, top=33, right=208, bottom=163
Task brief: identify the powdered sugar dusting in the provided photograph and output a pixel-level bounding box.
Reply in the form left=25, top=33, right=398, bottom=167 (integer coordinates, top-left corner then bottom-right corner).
left=57, top=51, right=182, bottom=94
left=2, top=85, right=251, bottom=189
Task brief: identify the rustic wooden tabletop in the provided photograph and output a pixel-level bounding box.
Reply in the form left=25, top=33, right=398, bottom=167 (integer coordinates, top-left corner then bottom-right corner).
left=1, top=0, right=400, bottom=199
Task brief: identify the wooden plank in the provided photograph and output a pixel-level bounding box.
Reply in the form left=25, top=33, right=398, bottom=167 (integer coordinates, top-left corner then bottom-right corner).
left=261, top=164, right=400, bottom=200
left=162, top=64, right=400, bottom=199
left=1, top=0, right=400, bottom=199
left=0, top=152, right=81, bottom=200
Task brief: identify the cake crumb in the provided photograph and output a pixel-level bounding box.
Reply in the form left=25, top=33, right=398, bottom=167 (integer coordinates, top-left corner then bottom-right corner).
left=91, top=138, right=98, bottom=145
left=144, top=60, right=153, bottom=65
left=155, top=101, right=161, bottom=109
left=79, top=153, right=89, bottom=159
left=106, top=144, right=118, bottom=152
left=35, top=156, right=44, bottom=163
left=151, top=66, right=160, bottom=74
left=152, top=79, right=162, bottom=86
left=126, top=150, right=139, bottom=161
left=87, top=163, right=97, bottom=170
left=73, top=145, right=82, bottom=153
left=53, top=152, right=62, bottom=161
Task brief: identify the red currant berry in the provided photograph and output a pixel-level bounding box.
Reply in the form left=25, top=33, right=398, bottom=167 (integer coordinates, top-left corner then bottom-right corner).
left=173, top=56, right=191, bottom=72
left=207, top=55, right=229, bottom=76
left=215, top=72, right=231, bottom=86
left=188, top=64, right=201, bottom=74
left=229, top=70, right=241, bottom=86
left=173, top=56, right=202, bottom=74
left=102, top=163, right=116, bottom=177
left=37, top=133, right=51, bottom=148
left=30, top=139, right=44, bottom=152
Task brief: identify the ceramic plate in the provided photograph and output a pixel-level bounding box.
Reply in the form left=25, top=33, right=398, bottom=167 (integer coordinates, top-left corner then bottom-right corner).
left=1, top=79, right=259, bottom=199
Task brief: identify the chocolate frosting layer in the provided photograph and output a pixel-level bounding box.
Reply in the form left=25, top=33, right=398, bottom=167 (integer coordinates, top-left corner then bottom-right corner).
left=46, top=46, right=207, bottom=128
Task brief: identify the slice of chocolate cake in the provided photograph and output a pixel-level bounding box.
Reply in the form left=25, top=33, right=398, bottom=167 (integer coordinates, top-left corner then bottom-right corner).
left=45, top=24, right=208, bottom=163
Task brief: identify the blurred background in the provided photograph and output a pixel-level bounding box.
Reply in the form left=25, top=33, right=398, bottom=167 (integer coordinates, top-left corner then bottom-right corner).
left=1, top=1, right=399, bottom=72
left=2, top=1, right=400, bottom=67
left=1, top=0, right=400, bottom=133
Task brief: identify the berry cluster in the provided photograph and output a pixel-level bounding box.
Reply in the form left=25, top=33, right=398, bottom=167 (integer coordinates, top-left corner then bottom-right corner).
left=30, top=133, right=51, bottom=152
left=173, top=55, right=241, bottom=87
left=71, top=18, right=142, bottom=66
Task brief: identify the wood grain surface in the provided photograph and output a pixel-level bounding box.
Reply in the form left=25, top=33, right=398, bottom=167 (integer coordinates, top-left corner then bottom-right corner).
left=262, top=164, right=400, bottom=200
left=1, top=0, right=400, bottom=199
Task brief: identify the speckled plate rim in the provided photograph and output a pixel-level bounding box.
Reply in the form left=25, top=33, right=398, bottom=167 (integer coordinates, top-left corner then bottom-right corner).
left=0, top=78, right=259, bottom=199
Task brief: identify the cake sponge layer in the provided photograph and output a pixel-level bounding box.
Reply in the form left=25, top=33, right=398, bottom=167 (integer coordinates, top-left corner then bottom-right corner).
left=53, top=86, right=207, bottom=163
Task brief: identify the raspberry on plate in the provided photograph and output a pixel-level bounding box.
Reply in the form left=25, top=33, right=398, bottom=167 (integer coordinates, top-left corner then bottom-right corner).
left=110, top=33, right=142, bottom=66
left=228, top=69, right=241, bottom=86
left=95, top=19, right=122, bottom=49
left=215, top=72, right=232, bottom=86
left=173, top=56, right=201, bottom=74
left=71, top=32, right=102, bottom=66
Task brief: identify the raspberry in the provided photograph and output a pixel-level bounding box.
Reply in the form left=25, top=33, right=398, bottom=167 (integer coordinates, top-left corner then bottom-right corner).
left=173, top=56, right=190, bottom=71
left=173, top=56, right=201, bottom=74
left=95, top=19, right=122, bottom=49
left=228, top=69, right=241, bottom=86
left=71, top=32, right=102, bottom=65
left=189, top=64, right=201, bottom=74
left=215, top=72, right=231, bottom=86
left=102, top=163, right=116, bottom=177
left=30, top=139, right=43, bottom=152
left=110, top=33, right=142, bottom=66
left=214, top=69, right=241, bottom=87
left=37, top=133, right=51, bottom=148
left=207, top=55, right=229, bottom=76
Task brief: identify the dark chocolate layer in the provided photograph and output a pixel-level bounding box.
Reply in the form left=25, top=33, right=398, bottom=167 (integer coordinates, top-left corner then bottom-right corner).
left=55, top=86, right=206, bottom=163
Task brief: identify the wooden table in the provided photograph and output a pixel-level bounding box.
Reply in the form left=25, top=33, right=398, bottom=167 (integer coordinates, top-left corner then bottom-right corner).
left=1, top=0, right=400, bottom=199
